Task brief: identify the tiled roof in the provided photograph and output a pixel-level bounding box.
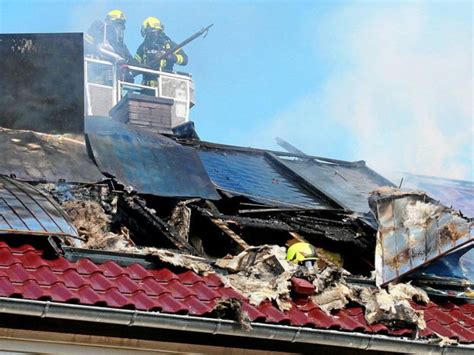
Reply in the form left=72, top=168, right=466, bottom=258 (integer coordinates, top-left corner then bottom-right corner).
left=0, top=238, right=473, bottom=344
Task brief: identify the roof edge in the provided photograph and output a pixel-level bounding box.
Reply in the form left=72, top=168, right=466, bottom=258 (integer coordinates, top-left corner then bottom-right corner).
left=0, top=298, right=471, bottom=354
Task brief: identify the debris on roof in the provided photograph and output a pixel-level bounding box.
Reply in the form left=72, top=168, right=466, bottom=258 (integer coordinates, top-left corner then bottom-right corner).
left=352, top=283, right=429, bottom=330
left=213, top=298, right=252, bottom=331
left=216, top=245, right=296, bottom=310
left=311, top=282, right=353, bottom=313
left=169, top=198, right=198, bottom=240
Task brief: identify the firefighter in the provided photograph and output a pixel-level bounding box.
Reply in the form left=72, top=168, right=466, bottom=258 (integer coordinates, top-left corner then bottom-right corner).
left=286, top=242, right=318, bottom=268
left=84, top=10, right=137, bottom=65
left=135, top=17, right=188, bottom=80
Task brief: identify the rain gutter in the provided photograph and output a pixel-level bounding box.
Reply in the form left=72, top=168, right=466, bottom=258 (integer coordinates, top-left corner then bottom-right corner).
left=0, top=298, right=472, bottom=354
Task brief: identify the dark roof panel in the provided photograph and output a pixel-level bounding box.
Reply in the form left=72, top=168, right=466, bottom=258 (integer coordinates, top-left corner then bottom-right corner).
left=85, top=116, right=220, bottom=199
left=273, top=155, right=393, bottom=213
left=198, top=148, right=330, bottom=208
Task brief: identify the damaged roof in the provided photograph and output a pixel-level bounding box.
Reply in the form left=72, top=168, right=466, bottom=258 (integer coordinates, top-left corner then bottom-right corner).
left=1, top=31, right=473, bottom=354
left=0, top=238, right=473, bottom=344
left=370, top=187, right=473, bottom=286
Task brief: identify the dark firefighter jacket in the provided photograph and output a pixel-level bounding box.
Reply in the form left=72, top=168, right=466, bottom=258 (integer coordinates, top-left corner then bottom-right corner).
left=85, top=20, right=137, bottom=65
left=134, top=33, right=188, bottom=74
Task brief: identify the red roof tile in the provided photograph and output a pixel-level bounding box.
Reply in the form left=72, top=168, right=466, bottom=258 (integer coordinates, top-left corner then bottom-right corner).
left=178, top=270, right=204, bottom=285
left=257, top=301, right=291, bottom=324
left=241, top=302, right=267, bottom=321
left=126, top=263, right=154, bottom=280
left=102, top=261, right=127, bottom=278
left=181, top=296, right=214, bottom=315
left=0, top=277, right=19, bottom=297
left=0, top=239, right=472, bottom=344
left=140, top=278, right=171, bottom=297
left=21, top=280, right=47, bottom=299
left=307, top=307, right=341, bottom=329
left=202, top=273, right=223, bottom=287
left=291, top=277, right=315, bottom=295
left=334, top=309, right=368, bottom=332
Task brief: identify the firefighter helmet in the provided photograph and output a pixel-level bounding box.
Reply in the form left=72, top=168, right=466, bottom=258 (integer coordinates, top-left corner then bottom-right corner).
left=105, top=10, right=126, bottom=24
left=286, top=242, right=317, bottom=264
left=141, top=17, right=164, bottom=37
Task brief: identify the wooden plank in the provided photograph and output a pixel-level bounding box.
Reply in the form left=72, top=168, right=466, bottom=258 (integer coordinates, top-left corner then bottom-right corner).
left=210, top=218, right=250, bottom=251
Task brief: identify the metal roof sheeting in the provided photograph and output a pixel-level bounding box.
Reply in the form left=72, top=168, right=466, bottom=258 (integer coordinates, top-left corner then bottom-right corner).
left=0, top=176, right=77, bottom=237
left=369, top=188, right=473, bottom=286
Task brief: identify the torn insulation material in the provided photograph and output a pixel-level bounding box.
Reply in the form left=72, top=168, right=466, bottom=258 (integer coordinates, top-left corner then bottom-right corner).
left=213, top=298, right=252, bottom=331
left=215, top=245, right=297, bottom=310
left=351, top=283, right=428, bottom=330
left=169, top=199, right=200, bottom=240
left=305, top=263, right=429, bottom=330
left=143, top=248, right=214, bottom=274
left=310, top=283, right=353, bottom=313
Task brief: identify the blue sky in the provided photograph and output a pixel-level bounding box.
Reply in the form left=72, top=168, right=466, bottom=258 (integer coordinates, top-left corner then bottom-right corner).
left=0, top=0, right=472, bottom=180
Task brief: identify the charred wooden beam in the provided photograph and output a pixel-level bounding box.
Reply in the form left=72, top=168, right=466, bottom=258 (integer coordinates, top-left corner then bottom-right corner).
left=117, top=195, right=198, bottom=255
left=191, top=206, right=249, bottom=253
left=288, top=231, right=306, bottom=243
left=221, top=215, right=294, bottom=232
left=209, top=218, right=250, bottom=251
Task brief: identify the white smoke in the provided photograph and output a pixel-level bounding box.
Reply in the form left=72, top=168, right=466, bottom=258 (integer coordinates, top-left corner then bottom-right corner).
left=256, top=2, right=472, bottom=180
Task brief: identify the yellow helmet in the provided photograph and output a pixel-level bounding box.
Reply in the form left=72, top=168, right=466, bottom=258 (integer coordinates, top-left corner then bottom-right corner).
left=287, top=242, right=317, bottom=264
left=141, top=17, right=164, bottom=37
left=106, top=10, right=126, bottom=24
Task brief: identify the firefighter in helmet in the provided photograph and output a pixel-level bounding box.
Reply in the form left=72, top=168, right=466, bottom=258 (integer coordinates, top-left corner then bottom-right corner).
left=135, top=17, right=188, bottom=81
left=85, top=10, right=137, bottom=65
left=287, top=242, right=318, bottom=268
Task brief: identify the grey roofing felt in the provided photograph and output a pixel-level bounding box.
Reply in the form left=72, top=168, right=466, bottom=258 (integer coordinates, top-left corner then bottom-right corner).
left=0, top=127, right=104, bottom=183
left=0, top=33, right=84, bottom=134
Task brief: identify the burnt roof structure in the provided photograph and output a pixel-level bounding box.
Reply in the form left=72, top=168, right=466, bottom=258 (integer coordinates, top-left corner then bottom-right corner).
left=0, top=32, right=472, bottom=354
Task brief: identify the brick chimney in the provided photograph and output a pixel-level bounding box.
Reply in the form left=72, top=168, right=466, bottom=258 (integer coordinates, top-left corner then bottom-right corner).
left=109, top=93, right=174, bottom=135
